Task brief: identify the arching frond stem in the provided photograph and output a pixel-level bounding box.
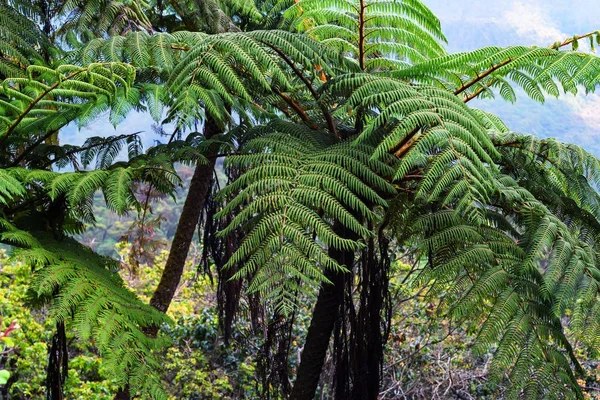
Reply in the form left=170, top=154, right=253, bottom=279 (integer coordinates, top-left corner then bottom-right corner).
left=358, top=0, right=367, bottom=71
left=551, top=30, right=598, bottom=49
left=460, top=31, right=598, bottom=103
left=263, top=42, right=339, bottom=138
left=274, top=88, right=319, bottom=128
left=453, top=58, right=512, bottom=96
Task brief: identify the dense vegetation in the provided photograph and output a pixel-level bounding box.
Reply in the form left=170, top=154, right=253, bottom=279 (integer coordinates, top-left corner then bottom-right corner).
left=2, top=0, right=600, bottom=399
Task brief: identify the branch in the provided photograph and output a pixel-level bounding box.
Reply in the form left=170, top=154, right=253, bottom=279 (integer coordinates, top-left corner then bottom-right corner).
left=453, top=58, right=512, bottom=96
left=551, top=31, right=597, bottom=49
left=273, top=88, right=319, bottom=129
left=10, top=129, right=58, bottom=167
left=393, top=129, right=421, bottom=157
left=39, top=132, right=142, bottom=168
left=358, top=0, right=367, bottom=71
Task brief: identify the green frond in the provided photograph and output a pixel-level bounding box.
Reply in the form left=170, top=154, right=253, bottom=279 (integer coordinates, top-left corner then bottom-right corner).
left=279, top=0, right=446, bottom=70
left=0, top=63, right=136, bottom=156
left=24, top=232, right=170, bottom=399
left=219, top=121, right=394, bottom=314
left=396, top=45, right=600, bottom=103
left=57, top=0, right=153, bottom=37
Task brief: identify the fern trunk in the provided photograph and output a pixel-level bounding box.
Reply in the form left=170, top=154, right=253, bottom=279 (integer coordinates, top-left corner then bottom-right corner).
left=150, top=117, right=220, bottom=313
left=113, top=119, right=219, bottom=400
left=290, top=247, right=352, bottom=400
left=350, top=237, right=389, bottom=400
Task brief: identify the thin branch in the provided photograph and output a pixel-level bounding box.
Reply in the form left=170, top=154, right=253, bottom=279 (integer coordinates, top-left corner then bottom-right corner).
left=10, top=129, right=58, bottom=167
left=39, top=132, right=142, bottom=168
left=273, top=88, right=319, bottom=128
left=551, top=31, right=598, bottom=49
left=462, top=88, right=485, bottom=103
left=394, top=129, right=422, bottom=157
left=358, top=0, right=367, bottom=71
left=453, top=58, right=512, bottom=96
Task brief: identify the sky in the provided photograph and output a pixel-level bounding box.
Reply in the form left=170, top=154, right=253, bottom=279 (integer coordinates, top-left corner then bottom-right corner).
left=61, top=0, right=600, bottom=155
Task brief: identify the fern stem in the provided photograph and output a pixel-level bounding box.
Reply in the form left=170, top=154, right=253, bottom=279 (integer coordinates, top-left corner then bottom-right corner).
left=358, top=0, right=367, bottom=71
left=262, top=42, right=339, bottom=138
left=453, top=58, right=512, bottom=96
left=10, top=129, right=58, bottom=167
left=461, top=30, right=598, bottom=103
left=552, top=30, right=597, bottom=49
left=274, top=88, right=318, bottom=128
left=0, top=69, right=86, bottom=142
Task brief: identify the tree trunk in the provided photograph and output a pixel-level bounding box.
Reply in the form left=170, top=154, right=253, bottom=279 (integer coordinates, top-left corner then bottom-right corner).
left=46, top=321, right=67, bottom=400
left=113, top=390, right=132, bottom=400
left=112, top=1, right=230, bottom=398
left=149, top=118, right=219, bottom=313
left=113, top=118, right=220, bottom=399
left=290, top=245, right=354, bottom=400
left=350, top=237, right=387, bottom=400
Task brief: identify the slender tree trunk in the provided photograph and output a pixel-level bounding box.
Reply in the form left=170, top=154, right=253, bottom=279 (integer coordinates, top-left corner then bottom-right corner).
left=150, top=118, right=219, bottom=313
left=149, top=171, right=212, bottom=310
left=351, top=238, right=386, bottom=400
left=113, top=119, right=220, bottom=399
left=290, top=244, right=354, bottom=400
left=113, top=2, right=230, bottom=398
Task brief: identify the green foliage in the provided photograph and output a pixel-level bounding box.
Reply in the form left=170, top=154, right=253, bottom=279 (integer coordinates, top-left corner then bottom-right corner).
left=0, top=162, right=181, bottom=398
left=0, top=62, right=137, bottom=170
left=218, top=121, right=395, bottom=315
left=3, top=0, right=600, bottom=398
left=19, top=233, right=172, bottom=398
left=0, top=250, right=120, bottom=398
left=396, top=44, right=600, bottom=103
left=279, top=0, right=446, bottom=70
left=0, top=246, right=260, bottom=399
left=58, top=0, right=153, bottom=36
left=0, top=0, right=53, bottom=78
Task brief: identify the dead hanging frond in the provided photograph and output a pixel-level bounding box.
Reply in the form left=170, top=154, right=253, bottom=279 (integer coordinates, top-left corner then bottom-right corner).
left=46, top=321, right=68, bottom=400
left=257, top=311, right=297, bottom=399
left=330, top=226, right=393, bottom=399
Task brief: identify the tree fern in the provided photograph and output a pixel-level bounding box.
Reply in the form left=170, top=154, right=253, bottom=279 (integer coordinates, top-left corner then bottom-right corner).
left=217, top=121, right=395, bottom=315
left=300, top=57, right=600, bottom=398
left=3, top=1, right=600, bottom=398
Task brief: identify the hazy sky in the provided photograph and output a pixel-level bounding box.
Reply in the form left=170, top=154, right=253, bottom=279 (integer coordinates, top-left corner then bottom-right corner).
left=61, top=1, right=600, bottom=155
left=428, top=0, right=599, bottom=50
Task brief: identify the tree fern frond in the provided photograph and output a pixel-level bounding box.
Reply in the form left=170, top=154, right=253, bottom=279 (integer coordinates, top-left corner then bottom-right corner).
left=219, top=121, right=394, bottom=314
left=23, top=232, right=171, bottom=399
